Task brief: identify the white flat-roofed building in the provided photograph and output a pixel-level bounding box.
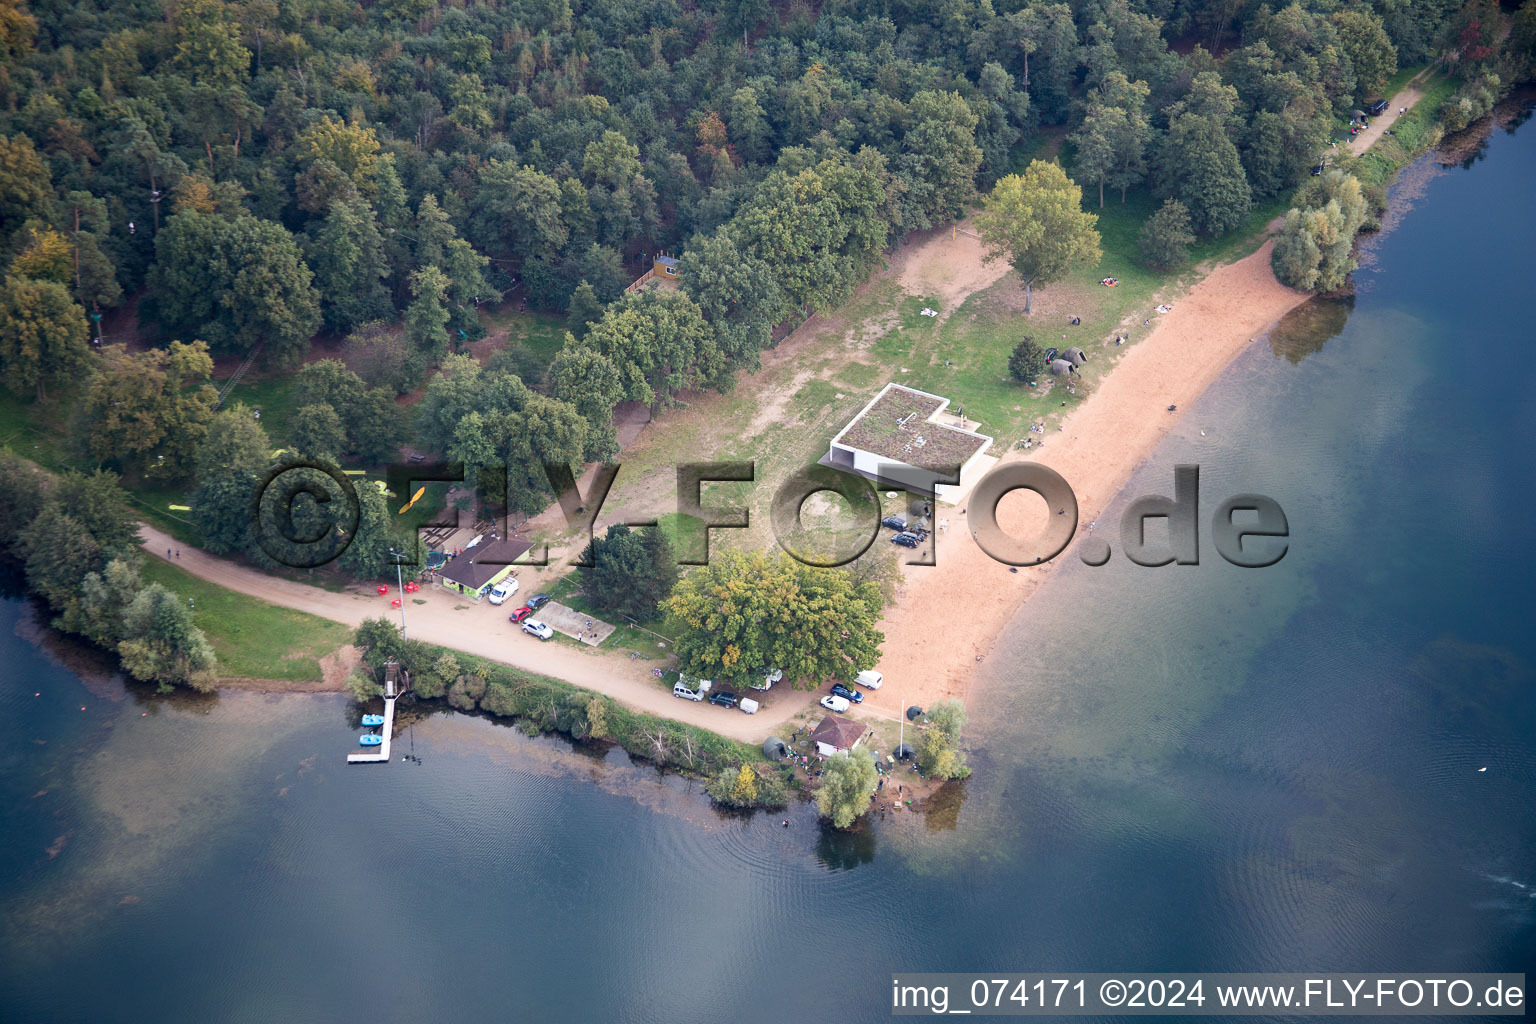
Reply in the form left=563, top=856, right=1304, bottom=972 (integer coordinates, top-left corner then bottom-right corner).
left=822, top=383, right=995, bottom=505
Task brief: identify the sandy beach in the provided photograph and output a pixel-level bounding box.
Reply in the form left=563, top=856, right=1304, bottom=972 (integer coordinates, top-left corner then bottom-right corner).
left=859, top=240, right=1311, bottom=721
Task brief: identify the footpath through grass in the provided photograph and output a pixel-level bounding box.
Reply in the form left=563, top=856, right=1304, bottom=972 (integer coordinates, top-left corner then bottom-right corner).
left=140, top=557, right=352, bottom=682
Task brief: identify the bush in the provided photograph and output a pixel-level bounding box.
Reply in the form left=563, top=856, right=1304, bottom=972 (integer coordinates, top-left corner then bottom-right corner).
left=446, top=672, right=486, bottom=710
left=1438, top=73, right=1501, bottom=133
left=917, top=699, right=972, bottom=780
left=346, top=670, right=382, bottom=701
left=705, top=762, right=790, bottom=809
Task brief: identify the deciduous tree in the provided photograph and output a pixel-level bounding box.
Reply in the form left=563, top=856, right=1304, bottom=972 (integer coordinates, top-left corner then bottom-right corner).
left=975, top=161, right=1102, bottom=314
left=917, top=699, right=971, bottom=779
left=815, top=750, right=878, bottom=828
left=1139, top=198, right=1196, bottom=270
left=118, top=581, right=218, bottom=691
left=191, top=404, right=269, bottom=555
left=146, top=210, right=321, bottom=365
left=0, top=275, right=91, bottom=401
left=664, top=549, right=883, bottom=691
left=82, top=341, right=218, bottom=479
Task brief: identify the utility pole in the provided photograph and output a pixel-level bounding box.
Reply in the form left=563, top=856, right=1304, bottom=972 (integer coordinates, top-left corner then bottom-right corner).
left=389, top=547, right=408, bottom=639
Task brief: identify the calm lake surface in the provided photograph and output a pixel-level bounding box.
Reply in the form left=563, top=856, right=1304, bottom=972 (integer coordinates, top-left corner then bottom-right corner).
left=3, top=116, right=1534, bottom=1023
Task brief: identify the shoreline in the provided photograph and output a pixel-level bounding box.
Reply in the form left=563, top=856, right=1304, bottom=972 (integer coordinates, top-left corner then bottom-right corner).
left=116, top=78, right=1453, bottom=743
left=860, top=240, right=1312, bottom=720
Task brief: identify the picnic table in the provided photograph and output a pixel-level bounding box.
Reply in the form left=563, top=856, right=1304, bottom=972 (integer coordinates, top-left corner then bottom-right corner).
left=376, top=585, right=389, bottom=596
left=403, top=581, right=420, bottom=593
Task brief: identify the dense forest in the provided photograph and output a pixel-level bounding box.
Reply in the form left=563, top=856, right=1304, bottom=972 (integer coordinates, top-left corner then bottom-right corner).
left=1, top=0, right=1534, bottom=580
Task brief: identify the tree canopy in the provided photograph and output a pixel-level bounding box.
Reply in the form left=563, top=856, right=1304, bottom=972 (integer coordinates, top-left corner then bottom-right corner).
left=663, top=549, right=884, bottom=691
left=579, top=524, right=678, bottom=622
left=976, top=161, right=1102, bottom=314
left=815, top=749, right=879, bottom=829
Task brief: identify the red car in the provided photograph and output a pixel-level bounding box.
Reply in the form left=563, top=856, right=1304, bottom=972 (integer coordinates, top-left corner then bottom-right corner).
left=508, top=605, right=534, bottom=623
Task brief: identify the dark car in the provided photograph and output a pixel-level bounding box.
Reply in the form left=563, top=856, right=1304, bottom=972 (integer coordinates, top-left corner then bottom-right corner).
left=830, top=683, right=863, bottom=704
left=508, top=605, right=533, bottom=623
left=1368, top=99, right=1390, bottom=116
left=881, top=515, right=908, bottom=531
left=708, top=691, right=740, bottom=708
left=527, top=593, right=551, bottom=610
left=890, top=532, right=921, bottom=548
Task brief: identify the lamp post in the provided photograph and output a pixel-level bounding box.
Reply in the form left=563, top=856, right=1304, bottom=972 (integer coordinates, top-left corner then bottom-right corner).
left=389, top=547, right=408, bottom=639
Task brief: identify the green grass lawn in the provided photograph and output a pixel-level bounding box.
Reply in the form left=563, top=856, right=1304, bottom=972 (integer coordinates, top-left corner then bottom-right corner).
left=478, top=305, right=569, bottom=368
left=540, top=571, right=677, bottom=658
left=0, top=389, right=76, bottom=472
left=139, top=557, right=353, bottom=682
left=213, top=372, right=304, bottom=446
left=1356, top=71, right=1459, bottom=189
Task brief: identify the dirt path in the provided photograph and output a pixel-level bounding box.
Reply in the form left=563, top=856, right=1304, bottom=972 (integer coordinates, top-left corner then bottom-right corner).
left=137, top=524, right=807, bottom=744
left=858, top=240, right=1312, bottom=720
left=894, top=219, right=1012, bottom=323
left=1350, top=79, right=1427, bottom=155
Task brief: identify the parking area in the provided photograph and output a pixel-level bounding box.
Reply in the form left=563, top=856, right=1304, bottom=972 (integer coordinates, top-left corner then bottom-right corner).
left=536, top=601, right=616, bottom=646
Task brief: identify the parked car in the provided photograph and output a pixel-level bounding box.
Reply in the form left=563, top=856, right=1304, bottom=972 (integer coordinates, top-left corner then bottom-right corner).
left=750, top=667, right=782, bottom=691
left=830, top=683, right=863, bottom=704
left=486, top=579, right=519, bottom=605
left=709, top=690, right=740, bottom=708
left=1368, top=98, right=1390, bottom=116
left=881, top=515, right=908, bottom=531
left=508, top=605, right=533, bottom=623
left=527, top=593, right=551, bottom=610
left=674, top=675, right=712, bottom=701
left=820, top=695, right=851, bottom=713
left=521, top=619, right=554, bottom=640
left=854, top=669, right=883, bottom=690
left=890, top=532, right=921, bottom=548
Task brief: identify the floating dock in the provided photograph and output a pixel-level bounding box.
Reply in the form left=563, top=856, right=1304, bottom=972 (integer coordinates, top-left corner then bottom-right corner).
left=347, top=663, right=402, bottom=764
left=346, top=693, right=395, bottom=763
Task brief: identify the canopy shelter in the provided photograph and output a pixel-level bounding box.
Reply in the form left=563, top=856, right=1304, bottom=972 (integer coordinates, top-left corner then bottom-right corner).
left=1050, top=359, right=1075, bottom=376
left=763, top=737, right=790, bottom=760
left=1062, top=346, right=1087, bottom=366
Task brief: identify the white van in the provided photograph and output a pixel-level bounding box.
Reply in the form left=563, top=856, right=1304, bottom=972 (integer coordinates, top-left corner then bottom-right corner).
left=819, top=694, right=851, bottom=713
left=854, top=669, right=883, bottom=690
left=673, top=675, right=712, bottom=701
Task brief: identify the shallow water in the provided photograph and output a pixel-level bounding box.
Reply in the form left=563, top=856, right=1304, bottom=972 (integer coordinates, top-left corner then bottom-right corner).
left=3, top=117, right=1535, bottom=1022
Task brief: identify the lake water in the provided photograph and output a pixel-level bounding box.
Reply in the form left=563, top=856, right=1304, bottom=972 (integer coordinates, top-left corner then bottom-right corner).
left=3, top=115, right=1534, bottom=1022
